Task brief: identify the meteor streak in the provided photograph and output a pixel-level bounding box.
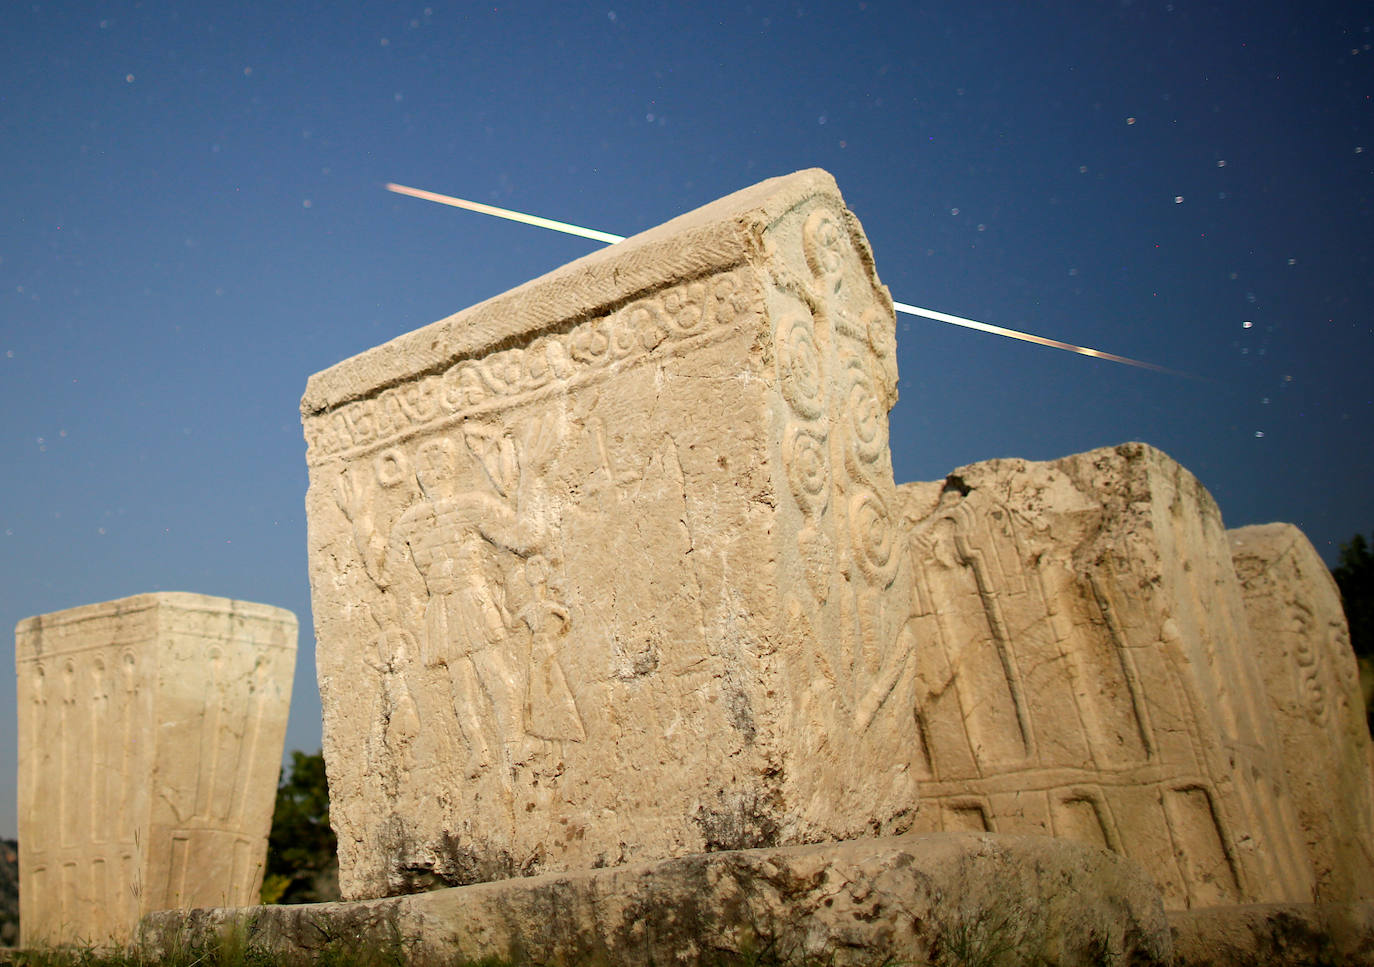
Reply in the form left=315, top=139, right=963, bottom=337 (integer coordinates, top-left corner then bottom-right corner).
left=385, top=183, right=625, bottom=244
left=889, top=303, right=1182, bottom=375
left=386, top=182, right=1184, bottom=376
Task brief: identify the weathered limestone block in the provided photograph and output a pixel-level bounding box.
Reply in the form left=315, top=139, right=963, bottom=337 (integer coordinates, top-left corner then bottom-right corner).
left=15, top=592, right=297, bottom=945
left=1170, top=902, right=1374, bottom=967
left=896, top=444, right=1315, bottom=909
left=303, top=169, right=926, bottom=899
left=140, top=833, right=1174, bottom=967
left=1229, top=522, right=1374, bottom=901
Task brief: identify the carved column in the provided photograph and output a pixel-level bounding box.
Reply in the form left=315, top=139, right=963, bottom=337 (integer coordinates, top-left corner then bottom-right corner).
left=15, top=592, right=296, bottom=945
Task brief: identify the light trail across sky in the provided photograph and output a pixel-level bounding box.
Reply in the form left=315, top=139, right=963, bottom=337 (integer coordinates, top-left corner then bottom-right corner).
left=386, top=183, right=626, bottom=244
left=386, top=182, right=1186, bottom=376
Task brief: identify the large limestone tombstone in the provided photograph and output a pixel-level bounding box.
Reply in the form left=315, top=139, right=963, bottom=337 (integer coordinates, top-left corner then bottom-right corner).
left=15, top=592, right=297, bottom=945
left=303, top=169, right=926, bottom=899
left=896, top=445, right=1316, bottom=909
left=1229, top=522, right=1374, bottom=902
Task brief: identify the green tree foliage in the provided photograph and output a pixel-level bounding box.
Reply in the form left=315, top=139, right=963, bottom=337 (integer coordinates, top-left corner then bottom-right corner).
left=261, top=750, right=340, bottom=904
left=1334, top=532, right=1373, bottom=659
left=1333, top=533, right=1374, bottom=739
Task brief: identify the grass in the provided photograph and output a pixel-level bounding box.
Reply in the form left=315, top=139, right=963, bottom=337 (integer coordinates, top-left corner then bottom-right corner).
left=2, top=923, right=885, bottom=967
left=1, top=888, right=1047, bottom=967
left=2, top=944, right=865, bottom=967
left=10, top=931, right=456, bottom=967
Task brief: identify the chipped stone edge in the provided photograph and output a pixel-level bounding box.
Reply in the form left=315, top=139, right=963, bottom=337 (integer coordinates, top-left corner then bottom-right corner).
left=300, top=168, right=848, bottom=417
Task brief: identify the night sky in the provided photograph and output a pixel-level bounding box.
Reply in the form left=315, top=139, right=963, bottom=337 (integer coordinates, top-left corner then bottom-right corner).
left=2, top=1, right=1371, bottom=838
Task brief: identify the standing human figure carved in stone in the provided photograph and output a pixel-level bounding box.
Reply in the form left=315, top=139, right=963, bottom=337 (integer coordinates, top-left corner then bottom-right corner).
left=459, top=420, right=584, bottom=750
left=363, top=624, right=422, bottom=791
left=517, top=552, right=584, bottom=742
left=337, top=421, right=582, bottom=781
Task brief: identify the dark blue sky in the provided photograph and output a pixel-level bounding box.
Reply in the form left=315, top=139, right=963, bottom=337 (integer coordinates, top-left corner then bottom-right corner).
left=2, top=1, right=1371, bottom=837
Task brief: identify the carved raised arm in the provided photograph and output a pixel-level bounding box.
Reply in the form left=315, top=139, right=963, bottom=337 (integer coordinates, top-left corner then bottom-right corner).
left=335, top=465, right=392, bottom=589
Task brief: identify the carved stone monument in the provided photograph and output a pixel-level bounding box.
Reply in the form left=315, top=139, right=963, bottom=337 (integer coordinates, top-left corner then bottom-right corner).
left=1230, top=523, right=1374, bottom=902
left=895, top=446, right=1319, bottom=908
left=304, top=169, right=923, bottom=899
left=15, top=592, right=297, bottom=945
left=302, top=168, right=1367, bottom=912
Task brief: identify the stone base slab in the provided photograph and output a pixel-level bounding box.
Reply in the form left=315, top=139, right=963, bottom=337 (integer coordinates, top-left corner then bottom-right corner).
left=1169, top=901, right=1374, bottom=966
left=140, top=832, right=1171, bottom=966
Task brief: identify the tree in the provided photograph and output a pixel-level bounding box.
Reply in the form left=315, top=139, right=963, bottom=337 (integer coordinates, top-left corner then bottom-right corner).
left=1333, top=532, right=1374, bottom=738
left=261, top=750, right=340, bottom=904
left=1333, top=532, right=1373, bottom=659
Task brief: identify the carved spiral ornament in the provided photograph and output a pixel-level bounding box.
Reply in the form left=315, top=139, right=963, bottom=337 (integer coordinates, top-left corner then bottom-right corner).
left=785, top=425, right=831, bottom=518
left=1293, top=629, right=1328, bottom=724
left=863, top=305, right=899, bottom=404
left=864, top=306, right=895, bottom=360
left=776, top=316, right=826, bottom=420
left=803, top=209, right=845, bottom=289
left=844, top=361, right=888, bottom=467
left=850, top=490, right=898, bottom=587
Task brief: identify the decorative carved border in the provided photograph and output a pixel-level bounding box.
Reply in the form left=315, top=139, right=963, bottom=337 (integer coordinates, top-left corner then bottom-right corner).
left=305, top=267, right=759, bottom=465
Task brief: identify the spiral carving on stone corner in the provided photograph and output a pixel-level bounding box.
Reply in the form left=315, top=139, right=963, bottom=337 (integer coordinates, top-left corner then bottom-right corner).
left=862, top=305, right=899, bottom=405
left=850, top=490, right=899, bottom=588
left=842, top=359, right=888, bottom=470
left=803, top=208, right=845, bottom=293
left=776, top=315, right=826, bottom=421
left=785, top=424, right=831, bottom=519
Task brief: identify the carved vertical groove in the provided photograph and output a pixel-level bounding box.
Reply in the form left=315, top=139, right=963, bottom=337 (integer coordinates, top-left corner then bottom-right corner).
left=165, top=835, right=191, bottom=909
left=1086, top=573, right=1157, bottom=760
left=118, top=651, right=137, bottom=842
left=195, top=645, right=226, bottom=820
left=90, top=657, right=109, bottom=844
left=59, top=661, right=76, bottom=848
left=1162, top=784, right=1243, bottom=907
left=954, top=533, right=1035, bottom=763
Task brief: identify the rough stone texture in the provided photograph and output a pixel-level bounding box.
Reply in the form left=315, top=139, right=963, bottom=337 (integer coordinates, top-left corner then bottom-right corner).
left=303, top=169, right=927, bottom=899
left=896, top=445, right=1315, bottom=909
left=301, top=167, right=1367, bottom=914
left=1229, top=522, right=1374, bottom=902
left=15, top=592, right=297, bottom=945
left=140, top=832, right=1173, bottom=967
left=1170, top=902, right=1374, bottom=966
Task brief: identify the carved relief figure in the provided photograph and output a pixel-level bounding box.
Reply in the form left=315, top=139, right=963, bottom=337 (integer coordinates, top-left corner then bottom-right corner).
left=338, top=419, right=583, bottom=778
left=364, top=625, right=423, bottom=787
left=517, top=553, right=585, bottom=742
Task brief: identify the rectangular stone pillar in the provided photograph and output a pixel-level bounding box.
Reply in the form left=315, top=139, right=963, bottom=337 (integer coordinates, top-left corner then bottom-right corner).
left=15, top=592, right=297, bottom=945
left=303, top=169, right=925, bottom=899
left=896, top=445, right=1317, bottom=908
left=1230, top=522, right=1374, bottom=902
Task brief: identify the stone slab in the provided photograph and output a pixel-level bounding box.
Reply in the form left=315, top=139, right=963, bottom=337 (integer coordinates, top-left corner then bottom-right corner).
left=1170, top=901, right=1374, bottom=966
left=303, top=169, right=925, bottom=899
left=896, top=444, right=1315, bottom=909
left=1229, top=522, right=1374, bottom=902
left=140, top=832, right=1173, bottom=967
left=15, top=592, right=297, bottom=945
